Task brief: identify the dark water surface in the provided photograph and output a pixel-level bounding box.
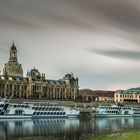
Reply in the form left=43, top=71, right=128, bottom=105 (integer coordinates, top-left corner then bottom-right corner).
left=0, top=117, right=140, bottom=140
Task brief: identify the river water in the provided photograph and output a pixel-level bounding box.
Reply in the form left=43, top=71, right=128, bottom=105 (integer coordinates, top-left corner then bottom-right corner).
left=1, top=117, right=140, bottom=140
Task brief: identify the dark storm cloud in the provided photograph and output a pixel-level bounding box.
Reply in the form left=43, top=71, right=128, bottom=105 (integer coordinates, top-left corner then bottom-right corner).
left=93, top=49, right=140, bottom=61
left=62, top=0, right=140, bottom=31
left=0, top=14, right=39, bottom=30
left=92, top=0, right=140, bottom=31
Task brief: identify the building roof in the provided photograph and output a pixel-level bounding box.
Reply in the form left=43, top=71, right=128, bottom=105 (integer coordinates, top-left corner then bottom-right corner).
left=46, top=79, right=66, bottom=85
left=116, top=89, right=140, bottom=94
left=79, top=89, right=115, bottom=97
left=0, top=75, right=28, bottom=82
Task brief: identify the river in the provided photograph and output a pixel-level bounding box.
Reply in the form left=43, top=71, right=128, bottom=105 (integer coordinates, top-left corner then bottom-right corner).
left=0, top=117, right=140, bottom=140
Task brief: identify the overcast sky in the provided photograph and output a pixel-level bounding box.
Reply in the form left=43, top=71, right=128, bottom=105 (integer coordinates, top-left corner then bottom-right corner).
left=0, top=0, right=140, bottom=90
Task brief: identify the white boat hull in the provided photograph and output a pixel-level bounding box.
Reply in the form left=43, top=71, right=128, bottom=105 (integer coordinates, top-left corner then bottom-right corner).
left=0, top=115, right=32, bottom=119
left=92, top=113, right=133, bottom=118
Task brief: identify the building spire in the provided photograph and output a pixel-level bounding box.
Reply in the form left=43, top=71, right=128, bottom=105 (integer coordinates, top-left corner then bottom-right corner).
left=13, top=40, right=14, bottom=46
left=9, top=41, right=17, bottom=62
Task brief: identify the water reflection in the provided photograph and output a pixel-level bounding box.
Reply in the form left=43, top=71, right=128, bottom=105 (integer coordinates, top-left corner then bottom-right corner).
left=0, top=117, right=140, bottom=140
left=94, top=117, right=140, bottom=134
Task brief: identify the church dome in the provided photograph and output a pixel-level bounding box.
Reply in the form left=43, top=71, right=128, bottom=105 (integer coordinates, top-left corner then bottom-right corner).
left=3, top=42, right=23, bottom=77
left=29, top=68, right=41, bottom=76
left=3, top=61, right=23, bottom=77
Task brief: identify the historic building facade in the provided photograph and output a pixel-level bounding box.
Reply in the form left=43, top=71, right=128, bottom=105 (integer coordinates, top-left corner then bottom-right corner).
left=79, top=89, right=115, bottom=102
left=0, top=42, right=79, bottom=100
left=115, top=89, right=140, bottom=103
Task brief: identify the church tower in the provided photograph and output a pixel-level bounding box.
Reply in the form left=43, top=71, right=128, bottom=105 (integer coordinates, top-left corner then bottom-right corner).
left=9, top=41, right=18, bottom=62
left=3, top=42, right=23, bottom=77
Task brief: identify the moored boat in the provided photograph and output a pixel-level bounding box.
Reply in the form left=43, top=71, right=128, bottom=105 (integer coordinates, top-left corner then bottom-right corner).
left=0, top=97, right=80, bottom=119
left=92, top=104, right=135, bottom=117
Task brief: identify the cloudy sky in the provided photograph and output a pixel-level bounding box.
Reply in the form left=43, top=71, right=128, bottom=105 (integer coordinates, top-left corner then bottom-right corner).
left=0, top=0, right=140, bottom=90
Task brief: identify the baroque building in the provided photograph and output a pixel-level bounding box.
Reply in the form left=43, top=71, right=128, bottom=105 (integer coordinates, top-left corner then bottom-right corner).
left=3, top=42, right=23, bottom=77
left=0, top=42, right=79, bottom=100
left=115, top=89, right=140, bottom=103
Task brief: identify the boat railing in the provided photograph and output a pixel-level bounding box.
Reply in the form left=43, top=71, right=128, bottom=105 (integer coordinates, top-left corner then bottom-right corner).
left=23, top=102, right=58, bottom=105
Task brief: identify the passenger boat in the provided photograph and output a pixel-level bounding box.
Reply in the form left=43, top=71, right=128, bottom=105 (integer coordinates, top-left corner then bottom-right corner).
left=0, top=97, right=80, bottom=119
left=92, top=104, right=135, bottom=117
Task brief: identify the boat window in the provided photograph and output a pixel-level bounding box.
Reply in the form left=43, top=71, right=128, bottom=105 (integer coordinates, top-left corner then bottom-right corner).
left=52, top=108, right=55, bottom=111
left=37, top=112, right=40, bottom=115
left=15, top=110, right=23, bottom=115
left=44, top=112, right=47, bottom=115
left=0, top=104, right=4, bottom=107
left=33, top=112, right=36, bottom=115
left=49, top=108, right=52, bottom=111
left=60, top=112, right=62, bottom=115
left=47, top=112, right=50, bottom=115
left=40, top=112, right=43, bottom=115
left=25, top=105, right=28, bottom=108
left=42, top=107, right=45, bottom=111
left=39, top=107, right=42, bottom=111
left=57, top=112, right=59, bottom=115
left=14, top=105, right=17, bottom=108
left=45, top=108, right=48, bottom=111
left=63, top=112, right=66, bottom=115
left=35, top=107, right=38, bottom=110
left=50, top=112, right=53, bottom=115
left=54, top=112, right=56, bottom=115
left=21, top=105, right=24, bottom=108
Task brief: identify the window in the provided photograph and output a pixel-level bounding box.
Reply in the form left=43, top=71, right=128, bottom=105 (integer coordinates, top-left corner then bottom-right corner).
left=42, top=107, right=45, bottom=111
left=17, top=85, right=20, bottom=90
left=33, top=112, right=36, bottom=115
left=24, top=85, right=27, bottom=90
left=2, top=84, right=5, bottom=89
left=0, top=104, right=4, bottom=107
left=37, top=112, right=40, bottom=115
left=9, top=84, right=12, bottom=89
left=45, top=108, right=48, bottom=111
left=35, top=107, right=38, bottom=110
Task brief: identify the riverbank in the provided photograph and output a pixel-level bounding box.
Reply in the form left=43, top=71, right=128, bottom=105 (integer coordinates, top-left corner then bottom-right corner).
left=13, top=131, right=140, bottom=140
left=89, top=130, right=140, bottom=140
left=13, top=129, right=140, bottom=140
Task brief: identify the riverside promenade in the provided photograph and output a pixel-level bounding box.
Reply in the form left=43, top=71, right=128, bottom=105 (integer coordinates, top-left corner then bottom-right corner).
left=10, top=99, right=112, bottom=107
